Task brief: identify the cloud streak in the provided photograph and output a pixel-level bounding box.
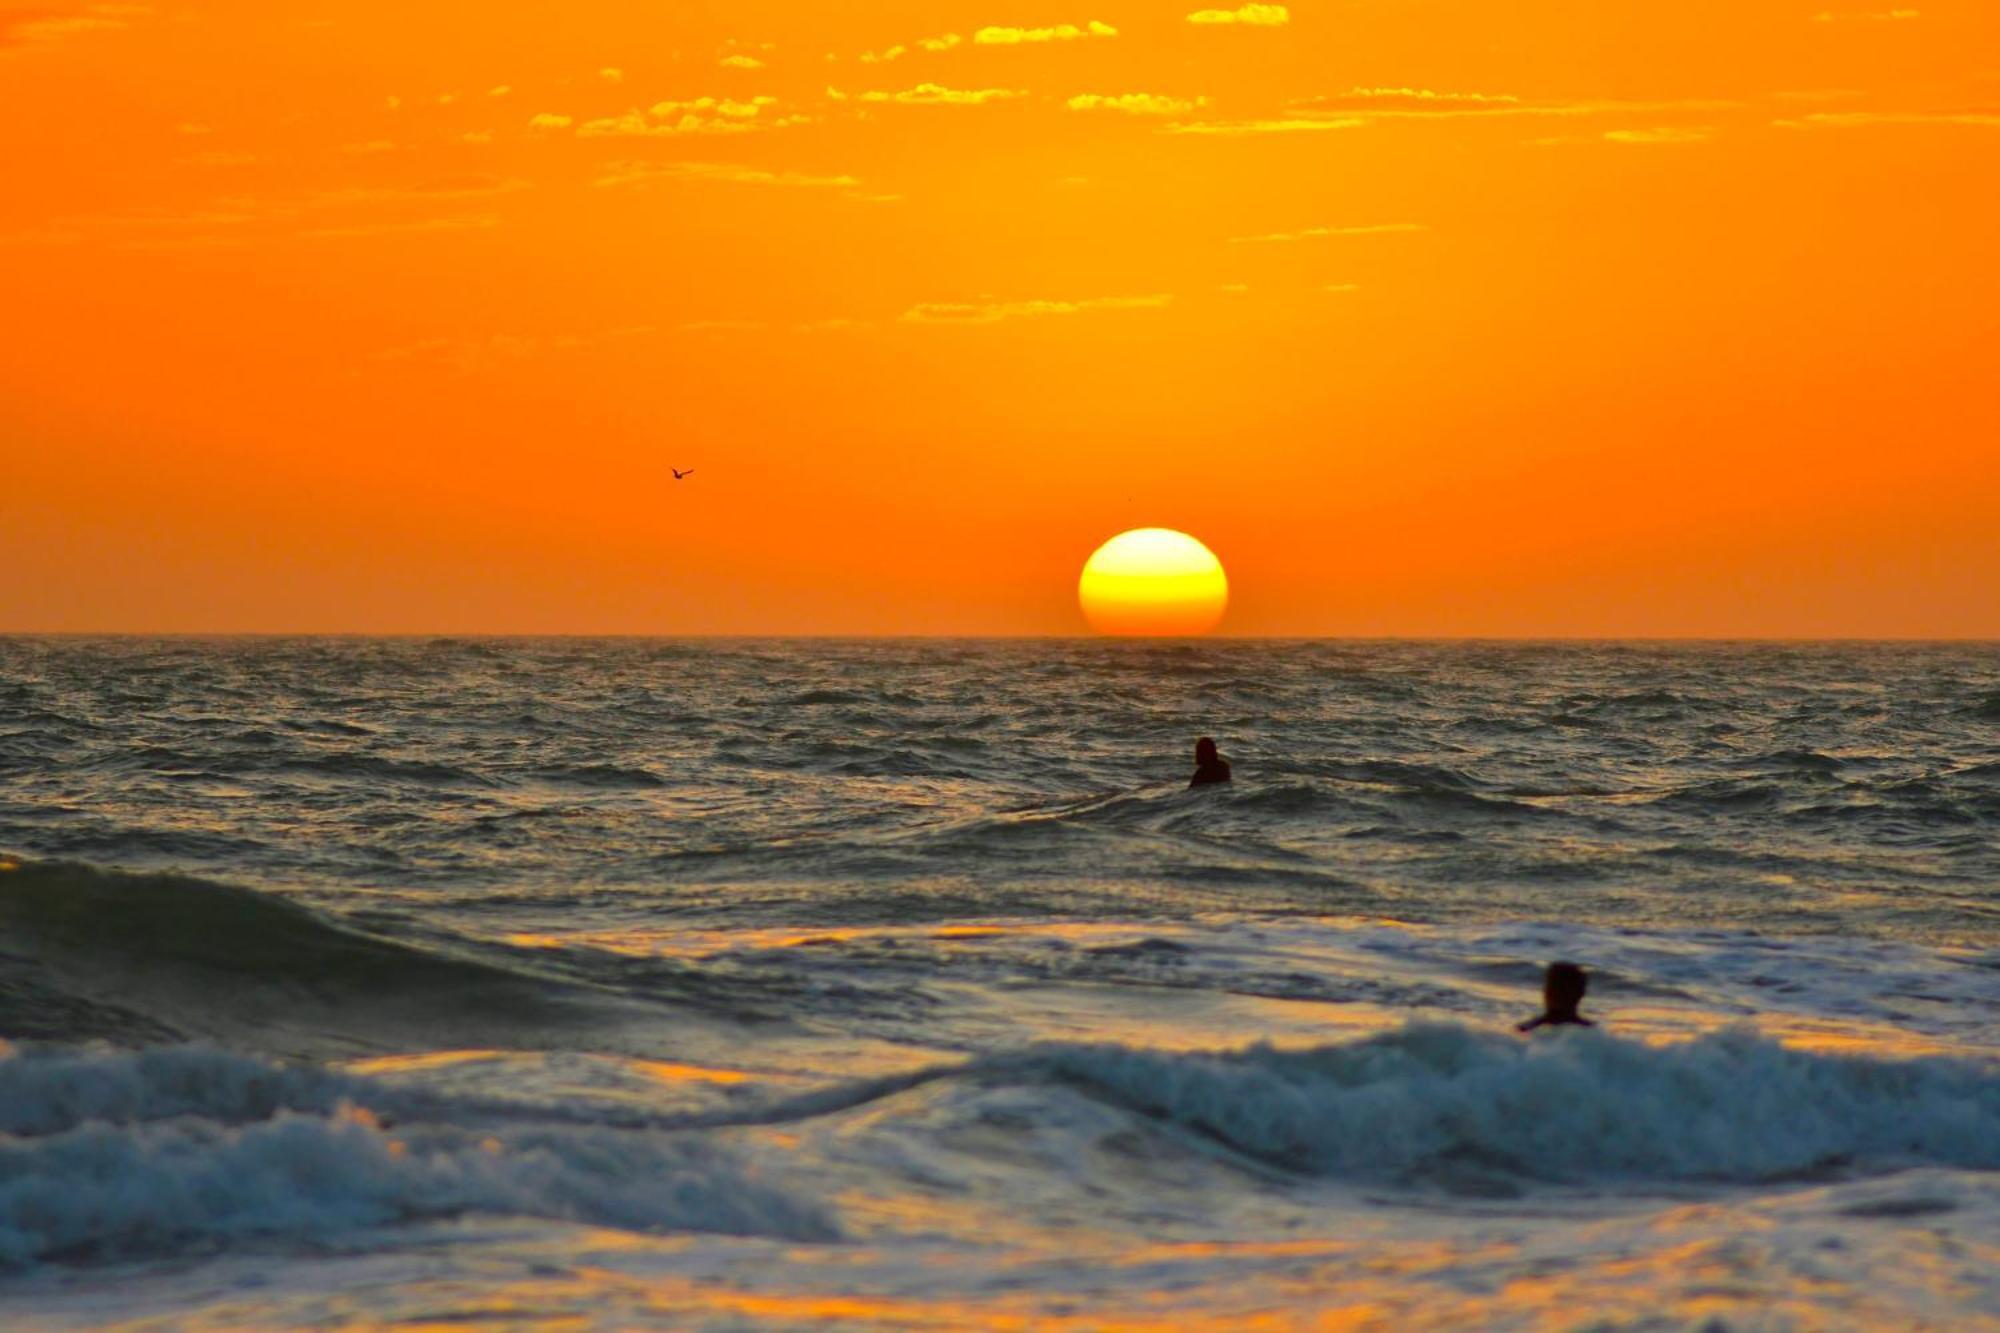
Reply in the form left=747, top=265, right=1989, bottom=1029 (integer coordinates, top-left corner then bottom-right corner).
left=1067, top=92, right=1205, bottom=116
left=974, top=21, right=1116, bottom=44
left=1165, top=117, right=1361, bottom=135
left=1775, top=108, right=2000, bottom=128
left=902, top=294, right=1172, bottom=324
left=0, top=2, right=148, bottom=50
left=857, top=83, right=1023, bottom=106
left=1186, top=4, right=1289, bottom=26
left=593, top=162, right=862, bottom=190
left=1229, top=222, right=1427, bottom=243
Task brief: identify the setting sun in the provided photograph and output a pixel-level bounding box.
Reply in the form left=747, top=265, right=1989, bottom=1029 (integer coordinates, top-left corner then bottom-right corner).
left=1078, top=528, right=1229, bottom=637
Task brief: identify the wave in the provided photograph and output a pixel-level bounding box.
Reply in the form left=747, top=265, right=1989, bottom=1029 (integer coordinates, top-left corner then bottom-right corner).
left=526, top=763, right=666, bottom=790
left=0, top=1045, right=831, bottom=1267
left=987, top=1024, right=2000, bottom=1188
left=0, top=860, right=588, bottom=1054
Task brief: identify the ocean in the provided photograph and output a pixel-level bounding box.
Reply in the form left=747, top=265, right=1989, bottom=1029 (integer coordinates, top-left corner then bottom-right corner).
left=1, top=637, right=1996, bottom=1328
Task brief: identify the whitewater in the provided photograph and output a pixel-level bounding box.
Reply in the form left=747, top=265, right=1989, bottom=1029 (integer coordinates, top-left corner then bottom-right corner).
left=0, top=637, right=1996, bottom=1328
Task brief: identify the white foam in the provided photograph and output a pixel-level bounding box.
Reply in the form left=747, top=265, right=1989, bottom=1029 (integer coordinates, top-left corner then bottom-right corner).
left=1014, top=1022, right=2000, bottom=1184
left=0, top=1046, right=831, bottom=1267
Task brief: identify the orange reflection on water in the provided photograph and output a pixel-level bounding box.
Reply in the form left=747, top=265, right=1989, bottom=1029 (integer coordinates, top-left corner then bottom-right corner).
left=346, top=1048, right=510, bottom=1076
left=630, top=1059, right=751, bottom=1086
left=563, top=1272, right=1373, bottom=1331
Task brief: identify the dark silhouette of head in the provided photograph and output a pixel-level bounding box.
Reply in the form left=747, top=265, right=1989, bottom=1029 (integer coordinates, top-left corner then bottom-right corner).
left=1195, top=736, right=1218, bottom=765
left=1543, top=962, right=1588, bottom=1022
left=1517, top=961, right=1593, bottom=1031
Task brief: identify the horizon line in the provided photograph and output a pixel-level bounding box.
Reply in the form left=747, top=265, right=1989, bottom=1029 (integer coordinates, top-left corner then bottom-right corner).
left=3, top=631, right=1996, bottom=644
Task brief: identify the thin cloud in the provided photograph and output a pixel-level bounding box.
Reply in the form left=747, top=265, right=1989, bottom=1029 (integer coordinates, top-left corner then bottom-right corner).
left=1067, top=92, right=1205, bottom=116
left=578, top=96, right=796, bottom=137
left=1296, top=87, right=1540, bottom=116
left=1304, top=85, right=1520, bottom=110
left=858, top=83, right=1023, bottom=106
left=1229, top=222, right=1427, bottom=243
left=860, top=33, right=961, bottom=62
left=720, top=53, right=765, bottom=69
left=902, top=293, right=1172, bottom=324
left=593, top=162, right=861, bottom=190
left=1165, top=117, right=1361, bottom=135
left=527, top=112, right=573, bottom=129
left=1292, top=90, right=1739, bottom=121
left=1601, top=126, right=1712, bottom=144
left=974, top=21, right=1116, bottom=44
left=1, top=2, right=149, bottom=50
left=1812, top=8, right=1918, bottom=19
left=1775, top=109, right=2000, bottom=128
left=1186, top=4, right=1289, bottom=26
left=1531, top=126, right=1714, bottom=145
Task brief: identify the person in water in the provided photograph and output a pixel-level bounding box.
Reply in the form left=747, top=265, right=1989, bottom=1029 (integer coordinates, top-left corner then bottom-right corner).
left=1189, top=736, right=1232, bottom=788
left=1517, top=961, right=1594, bottom=1031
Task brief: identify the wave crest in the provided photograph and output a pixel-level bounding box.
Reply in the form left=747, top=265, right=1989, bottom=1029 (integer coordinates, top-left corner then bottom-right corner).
left=0, top=1045, right=832, bottom=1267
left=1007, top=1024, right=2000, bottom=1187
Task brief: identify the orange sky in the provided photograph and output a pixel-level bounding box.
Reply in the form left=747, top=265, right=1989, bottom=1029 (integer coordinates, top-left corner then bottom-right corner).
left=3, top=0, right=1996, bottom=635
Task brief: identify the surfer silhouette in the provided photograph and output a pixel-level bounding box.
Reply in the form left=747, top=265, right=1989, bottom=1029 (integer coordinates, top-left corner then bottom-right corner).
left=1189, top=736, right=1231, bottom=789
left=1518, top=961, right=1594, bottom=1031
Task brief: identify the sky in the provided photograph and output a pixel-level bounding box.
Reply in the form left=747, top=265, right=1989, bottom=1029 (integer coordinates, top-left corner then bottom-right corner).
left=2, top=1, right=1996, bottom=635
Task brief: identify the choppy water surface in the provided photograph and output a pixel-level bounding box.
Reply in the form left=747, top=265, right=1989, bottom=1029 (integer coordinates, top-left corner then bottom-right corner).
left=1, top=638, right=1996, bottom=1329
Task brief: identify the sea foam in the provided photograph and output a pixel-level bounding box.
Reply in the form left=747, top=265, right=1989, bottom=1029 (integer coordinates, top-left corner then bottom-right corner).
left=1013, top=1023, right=2000, bottom=1185
left=0, top=1045, right=832, bottom=1267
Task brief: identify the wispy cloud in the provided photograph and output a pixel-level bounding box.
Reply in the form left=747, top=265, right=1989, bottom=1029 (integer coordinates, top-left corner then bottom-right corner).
left=1295, top=87, right=1533, bottom=116
left=720, top=53, right=765, bottom=69
left=576, top=96, right=796, bottom=137
left=1531, top=126, right=1714, bottom=146
left=1775, top=108, right=2000, bottom=128
left=1067, top=92, right=1206, bottom=116
left=1602, top=126, right=1713, bottom=144
left=860, top=33, right=961, bottom=62
left=1292, top=90, right=1739, bottom=122
left=1186, top=4, right=1289, bottom=26
left=974, top=21, right=1116, bottom=44
left=593, top=161, right=861, bottom=190
left=857, top=83, right=1023, bottom=106
left=902, top=294, right=1172, bottom=324
left=1165, top=117, right=1361, bottom=135
left=1812, top=7, right=1918, bottom=20
left=527, top=112, right=573, bottom=129
left=1, top=2, right=149, bottom=50
left=1229, top=222, right=1426, bottom=243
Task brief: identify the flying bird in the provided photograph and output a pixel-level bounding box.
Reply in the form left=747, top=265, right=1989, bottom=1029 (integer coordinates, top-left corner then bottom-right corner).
left=672, top=468, right=694, bottom=480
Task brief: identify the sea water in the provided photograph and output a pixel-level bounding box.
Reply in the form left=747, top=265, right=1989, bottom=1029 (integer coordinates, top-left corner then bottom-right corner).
left=0, top=638, right=1995, bottom=1328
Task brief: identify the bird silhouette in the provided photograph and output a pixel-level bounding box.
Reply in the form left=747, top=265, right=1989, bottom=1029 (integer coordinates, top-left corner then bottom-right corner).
left=672, top=468, right=694, bottom=480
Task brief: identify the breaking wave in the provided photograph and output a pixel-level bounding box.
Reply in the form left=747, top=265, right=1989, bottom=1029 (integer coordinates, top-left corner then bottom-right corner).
left=1006, top=1024, right=2000, bottom=1186
left=0, top=1045, right=831, bottom=1267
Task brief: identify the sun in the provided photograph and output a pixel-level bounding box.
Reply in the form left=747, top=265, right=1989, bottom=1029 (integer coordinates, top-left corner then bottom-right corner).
left=1078, top=528, right=1229, bottom=636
